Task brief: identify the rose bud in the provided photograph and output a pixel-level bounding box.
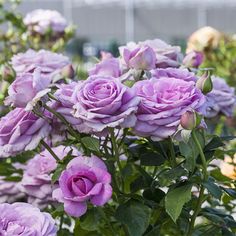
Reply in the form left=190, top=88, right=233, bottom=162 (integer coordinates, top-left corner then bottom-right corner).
left=120, top=44, right=156, bottom=70
left=180, top=110, right=202, bottom=130
left=183, top=51, right=204, bottom=68
left=61, top=64, right=75, bottom=78
left=0, top=64, right=15, bottom=83
left=196, top=72, right=213, bottom=94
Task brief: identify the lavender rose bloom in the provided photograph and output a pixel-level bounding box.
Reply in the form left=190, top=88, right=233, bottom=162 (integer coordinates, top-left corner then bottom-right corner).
left=0, top=177, right=24, bottom=203
left=139, top=39, right=183, bottom=68
left=53, top=155, right=112, bottom=217
left=151, top=67, right=198, bottom=82
left=133, top=77, right=205, bottom=140
left=72, top=75, right=140, bottom=134
left=89, top=58, right=121, bottom=78
left=5, top=68, right=51, bottom=110
left=0, top=108, right=51, bottom=158
left=119, top=43, right=156, bottom=70
left=52, top=82, right=83, bottom=130
left=21, top=145, right=79, bottom=208
left=204, top=76, right=236, bottom=118
left=11, top=49, right=70, bottom=76
left=183, top=50, right=204, bottom=68
left=0, top=202, right=57, bottom=235
left=24, top=9, right=67, bottom=34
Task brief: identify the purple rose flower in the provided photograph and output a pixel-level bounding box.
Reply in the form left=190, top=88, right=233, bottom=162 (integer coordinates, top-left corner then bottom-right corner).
left=203, top=76, right=236, bottom=118
left=89, top=58, right=121, bottom=78
left=183, top=50, right=204, bottom=68
left=52, top=82, right=83, bottom=130
left=11, top=49, right=70, bottom=76
left=0, top=177, right=24, bottom=203
left=119, top=43, right=156, bottom=70
left=53, top=155, right=112, bottom=217
left=151, top=67, right=198, bottom=82
left=21, top=145, right=79, bottom=208
left=72, top=75, right=140, bottom=134
left=139, top=39, right=183, bottom=68
left=24, top=9, right=67, bottom=35
left=0, top=108, right=51, bottom=158
left=0, top=202, right=57, bottom=235
left=5, top=68, right=51, bottom=110
left=133, top=77, right=205, bottom=140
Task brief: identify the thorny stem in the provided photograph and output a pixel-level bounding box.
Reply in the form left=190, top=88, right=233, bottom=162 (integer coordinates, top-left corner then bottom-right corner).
left=40, top=140, right=60, bottom=162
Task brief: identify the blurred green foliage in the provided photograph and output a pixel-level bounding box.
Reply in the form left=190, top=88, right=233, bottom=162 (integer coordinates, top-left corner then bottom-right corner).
left=200, top=38, right=236, bottom=87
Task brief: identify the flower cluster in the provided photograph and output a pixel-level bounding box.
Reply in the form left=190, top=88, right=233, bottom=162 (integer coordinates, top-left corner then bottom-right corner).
left=24, top=9, right=68, bottom=35
left=119, top=39, right=183, bottom=70
left=21, top=146, right=79, bottom=208
left=0, top=34, right=236, bottom=234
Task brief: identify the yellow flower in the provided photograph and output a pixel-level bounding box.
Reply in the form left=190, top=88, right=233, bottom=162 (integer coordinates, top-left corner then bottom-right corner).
left=220, top=155, right=236, bottom=180
left=187, top=26, right=222, bottom=53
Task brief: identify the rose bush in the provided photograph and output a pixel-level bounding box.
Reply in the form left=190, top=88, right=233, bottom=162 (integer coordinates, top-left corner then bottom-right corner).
left=24, top=9, right=68, bottom=35
left=0, top=5, right=235, bottom=235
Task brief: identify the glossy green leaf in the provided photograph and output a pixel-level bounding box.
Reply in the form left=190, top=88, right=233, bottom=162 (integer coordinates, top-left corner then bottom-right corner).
left=165, top=184, right=192, bottom=222
left=81, top=136, right=100, bottom=153
left=115, top=200, right=151, bottom=236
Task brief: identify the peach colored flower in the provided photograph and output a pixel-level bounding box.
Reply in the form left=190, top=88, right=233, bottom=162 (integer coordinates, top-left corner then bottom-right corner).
left=220, top=155, right=236, bottom=180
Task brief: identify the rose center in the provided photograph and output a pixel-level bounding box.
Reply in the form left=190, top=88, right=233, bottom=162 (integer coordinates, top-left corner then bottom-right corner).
left=73, top=176, right=94, bottom=194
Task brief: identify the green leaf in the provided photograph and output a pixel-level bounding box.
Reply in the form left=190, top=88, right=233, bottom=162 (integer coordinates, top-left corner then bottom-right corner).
left=144, top=226, right=160, bottom=236
left=203, top=179, right=222, bottom=199
left=130, top=167, right=153, bottom=192
left=179, top=140, right=197, bottom=172
left=143, top=188, right=165, bottom=203
left=221, top=187, right=236, bottom=198
left=210, top=169, right=231, bottom=182
left=4, top=176, right=21, bottom=182
left=140, top=152, right=165, bottom=166
left=158, top=166, right=188, bottom=186
left=204, top=136, right=225, bottom=151
left=51, top=164, right=65, bottom=184
left=51, top=204, right=64, bottom=217
left=81, top=137, right=100, bottom=153
left=0, top=162, right=20, bottom=175
left=80, top=208, right=102, bottom=231
left=115, top=200, right=151, bottom=236
left=165, top=184, right=192, bottom=222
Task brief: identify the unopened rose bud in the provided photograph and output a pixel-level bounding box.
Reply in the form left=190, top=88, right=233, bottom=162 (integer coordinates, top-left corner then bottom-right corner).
left=61, top=64, right=75, bottom=79
left=180, top=110, right=202, bottom=130
left=183, top=51, right=204, bottom=68
left=196, top=72, right=213, bottom=94
left=0, top=64, right=15, bottom=83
